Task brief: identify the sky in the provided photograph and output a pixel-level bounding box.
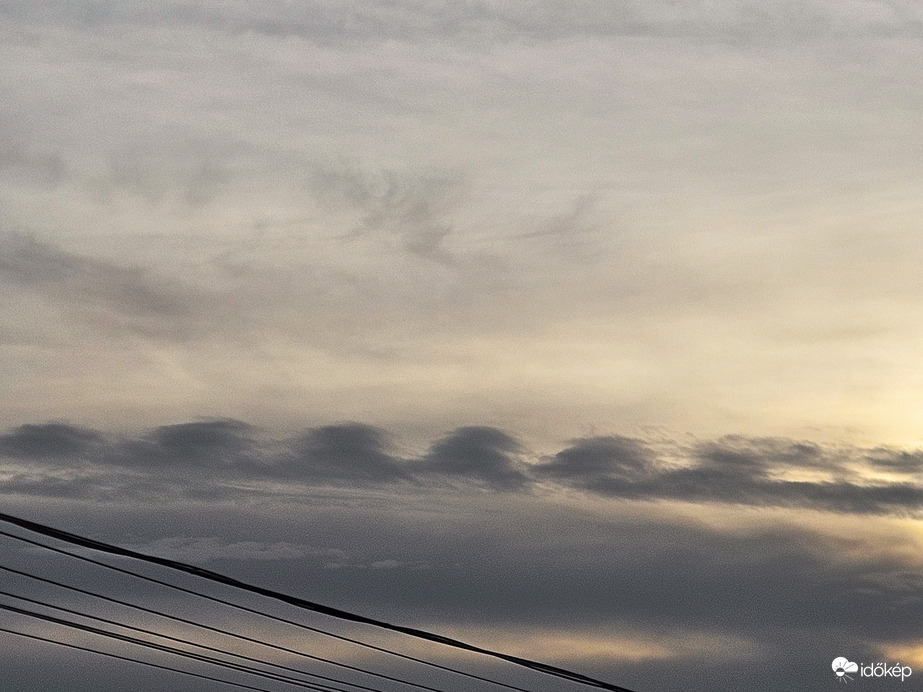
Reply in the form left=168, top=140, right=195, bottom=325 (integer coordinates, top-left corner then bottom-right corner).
left=1, top=1, right=923, bottom=690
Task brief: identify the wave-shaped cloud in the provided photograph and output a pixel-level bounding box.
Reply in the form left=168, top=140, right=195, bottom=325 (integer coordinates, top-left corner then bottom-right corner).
left=2, top=421, right=920, bottom=515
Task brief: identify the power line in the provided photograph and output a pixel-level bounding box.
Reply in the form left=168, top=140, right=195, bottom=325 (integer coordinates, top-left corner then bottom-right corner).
left=0, top=625, right=279, bottom=692
left=0, top=527, right=538, bottom=692
left=0, top=563, right=445, bottom=692
left=0, top=601, right=345, bottom=691
left=0, top=588, right=357, bottom=692
left=0, top=511, right=637, bottom=692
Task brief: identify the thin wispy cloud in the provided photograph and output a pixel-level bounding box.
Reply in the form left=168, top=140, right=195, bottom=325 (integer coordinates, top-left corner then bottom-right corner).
left=0, top=232, right=213, bottom=340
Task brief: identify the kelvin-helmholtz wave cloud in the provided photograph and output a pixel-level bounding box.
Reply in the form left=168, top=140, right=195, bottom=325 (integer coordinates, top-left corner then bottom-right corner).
left=4, top=2, right=923, bottom=691
left=2, top=420, right=921, bottom=516
left=3, top=419, right=922, bottom=692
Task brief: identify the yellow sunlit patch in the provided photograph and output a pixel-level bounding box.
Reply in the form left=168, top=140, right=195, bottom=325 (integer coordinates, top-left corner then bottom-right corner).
left=881, top=642, right=923, bottom=669
left=427, top=626, right=761, bottom=664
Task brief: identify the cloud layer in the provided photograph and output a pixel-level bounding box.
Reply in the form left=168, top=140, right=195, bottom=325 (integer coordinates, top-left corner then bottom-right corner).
left=5, top=1, right=922, bottom=42
left=3, top=0, right=923, bottom=443
left=3, top=4, right=923, bottom=691
left=2, top=447, right=921, bottom=692
left=3, top=420, right=921, bottom=515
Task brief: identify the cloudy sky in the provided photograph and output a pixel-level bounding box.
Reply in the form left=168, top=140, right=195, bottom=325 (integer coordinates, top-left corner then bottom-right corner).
left=2, top=1, right=923, bottom=690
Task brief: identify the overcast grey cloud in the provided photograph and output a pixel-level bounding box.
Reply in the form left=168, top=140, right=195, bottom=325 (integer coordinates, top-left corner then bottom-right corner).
left=1, top=483, right=921, bottom=692
left=4, top=0, right=923, bottom=43
left=3, top=1, right=923, bottom=690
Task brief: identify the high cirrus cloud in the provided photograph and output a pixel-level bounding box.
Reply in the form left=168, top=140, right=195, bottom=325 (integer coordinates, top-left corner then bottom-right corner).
left=1, top=421, right=921, bottom=515
left=0, top=232, right=215, bottom=340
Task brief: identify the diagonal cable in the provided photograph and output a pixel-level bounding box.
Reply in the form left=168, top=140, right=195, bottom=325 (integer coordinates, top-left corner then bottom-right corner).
left=0, top=563, right=442, bottom=692
left=0, top=527, right=538, bottom=692
left=0, top=625, right=277, bottom=692
left=0, top=600, right=347, bottom=691
left=0, top=511, right=637, bottom=691
left=0, top=588, right=356, bottom=692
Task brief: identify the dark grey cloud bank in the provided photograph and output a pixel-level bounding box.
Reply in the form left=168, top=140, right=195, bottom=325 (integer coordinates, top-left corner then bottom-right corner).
left=2, top=421, right=921, bottom=515
left=1, top=474, right=920, bottom=692
left=2, top=421, right=920, bottom=692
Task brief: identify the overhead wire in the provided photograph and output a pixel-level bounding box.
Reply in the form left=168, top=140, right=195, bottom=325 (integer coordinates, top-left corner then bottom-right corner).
left=0, top=600, right=348, bottom=692
left=0, top=625, right=280, bottom=692
left=0, top=563, right=446, bottom=692
left=0, top=588, right=361, bottom=692
left=0, top=511, right=639, bottom=692
left=0, top=526, right=539, bottom=692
